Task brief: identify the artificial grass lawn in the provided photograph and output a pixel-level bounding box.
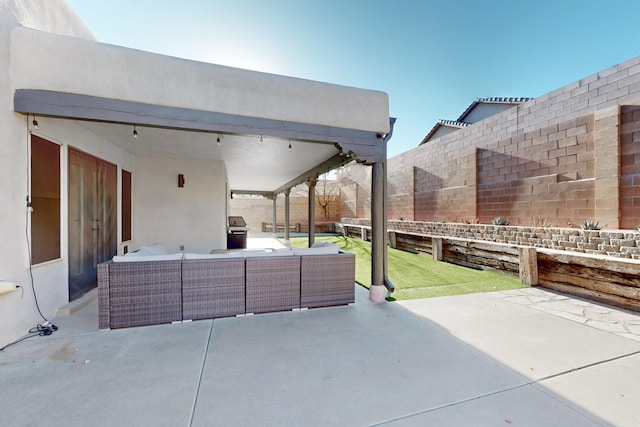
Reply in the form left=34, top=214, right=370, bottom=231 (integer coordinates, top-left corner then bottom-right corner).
left=289, top=235, right=525, bottom=301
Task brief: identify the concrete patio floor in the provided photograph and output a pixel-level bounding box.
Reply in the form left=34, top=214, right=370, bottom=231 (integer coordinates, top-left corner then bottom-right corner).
left=1, top=286, right=640, bottom=426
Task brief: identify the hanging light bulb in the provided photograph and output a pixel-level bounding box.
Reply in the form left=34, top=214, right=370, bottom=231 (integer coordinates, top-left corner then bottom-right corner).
left=32, top=115, right=39, bottom=130
left=133, top=125, right=138, bottom=139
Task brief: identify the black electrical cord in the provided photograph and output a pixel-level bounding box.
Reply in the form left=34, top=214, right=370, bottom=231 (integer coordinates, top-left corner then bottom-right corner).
left=25, top=199, right=50, bottom=324
left=0, top=323, right=58, bottom=351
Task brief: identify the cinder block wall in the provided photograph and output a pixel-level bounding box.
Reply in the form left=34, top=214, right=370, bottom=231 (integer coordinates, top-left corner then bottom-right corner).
left=620, top=105, right=640, bottom=229
left=379, top=56, right=640, bottom=229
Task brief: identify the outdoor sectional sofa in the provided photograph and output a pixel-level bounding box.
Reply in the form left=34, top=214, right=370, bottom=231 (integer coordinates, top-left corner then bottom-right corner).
left=98, top=244, right=355, bottom=330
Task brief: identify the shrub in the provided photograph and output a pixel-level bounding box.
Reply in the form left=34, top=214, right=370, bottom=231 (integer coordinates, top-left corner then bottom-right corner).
left=492, top=216, right=509, bottom=226
left=462, top=217, right=480, bottom=224
left=580, top=220, right=601, bottom=230
left=529, top=215, right=553, bottom=228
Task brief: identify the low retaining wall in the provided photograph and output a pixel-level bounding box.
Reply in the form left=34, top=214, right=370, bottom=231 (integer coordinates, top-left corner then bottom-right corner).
left=537, top=250, right=640, bottom=313
left=338, top=220, right=640, bottom=313
left=261, top=222, right=336, bottom=233
left=341, top=218, right=640, bottom=260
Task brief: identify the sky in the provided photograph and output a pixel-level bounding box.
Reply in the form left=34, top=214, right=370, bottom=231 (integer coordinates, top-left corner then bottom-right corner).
left=66, top=0, right=640, bottom=158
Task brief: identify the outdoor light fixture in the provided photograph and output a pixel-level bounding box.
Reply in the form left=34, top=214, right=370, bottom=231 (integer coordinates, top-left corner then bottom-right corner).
left=32, top=115, right=38, bottom=130
left=133, top=125, right=138, bottom=139
left=178, top=174, right=185, bottom=188
left=260, top=134, right=263, bottom=143
left=217, top=133, right=222, bottom=147
left=288, top=139, right=292, bottom=152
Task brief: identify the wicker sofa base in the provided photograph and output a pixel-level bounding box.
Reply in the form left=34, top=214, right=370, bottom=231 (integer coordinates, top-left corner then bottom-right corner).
left=182, top=258, right=245, bottom=320
left=301, top=254, right=356, bottom=308
left=98, top=260, right=182, bottom=329
left=246, top=256, right=302, bottom=314
left=98, top=252, right=355, bottom=330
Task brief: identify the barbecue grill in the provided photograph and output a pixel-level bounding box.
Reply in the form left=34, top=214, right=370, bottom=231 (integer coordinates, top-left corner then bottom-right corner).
left=227, top=216, right=248, bottom=249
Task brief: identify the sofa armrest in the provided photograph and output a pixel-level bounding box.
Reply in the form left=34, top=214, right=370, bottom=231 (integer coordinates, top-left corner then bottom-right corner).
left=301, top=252, right=355, bottom=308
left=103, top=260, right=182, bottom=329
left=98, top=261, right=111, bottom=330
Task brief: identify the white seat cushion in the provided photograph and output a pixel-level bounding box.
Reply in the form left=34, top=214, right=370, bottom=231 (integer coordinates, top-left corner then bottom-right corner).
left=293, top=244, right=340, bottom=255
left=112, top=253, right=183, bottom=262
left=184, top=253, right=244, bottom=260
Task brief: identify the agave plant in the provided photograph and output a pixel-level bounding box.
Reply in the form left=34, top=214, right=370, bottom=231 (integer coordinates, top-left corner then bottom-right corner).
left=492, top=216, right=509, bottom=226
left=580, top=220, right=601, bottom=230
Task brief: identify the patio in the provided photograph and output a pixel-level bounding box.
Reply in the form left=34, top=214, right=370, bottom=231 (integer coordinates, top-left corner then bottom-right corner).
left=2, top=285, right=640, bottom=426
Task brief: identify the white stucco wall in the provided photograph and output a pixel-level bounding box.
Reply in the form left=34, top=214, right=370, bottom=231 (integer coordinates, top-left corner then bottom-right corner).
left=133, top=155, right=227, bottom=253
left=430, top=125, right=460, bottom=140
left=0, top=0, right=94, bottom=40
left=0, top=0, right=97, bottom=347
left=0, top=117, right=134, bottom=347
left=9, top=27, right=389, bottom=135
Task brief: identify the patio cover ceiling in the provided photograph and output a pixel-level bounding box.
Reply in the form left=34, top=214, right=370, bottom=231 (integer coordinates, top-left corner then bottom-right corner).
left=15, top=89, right=387, bottom=195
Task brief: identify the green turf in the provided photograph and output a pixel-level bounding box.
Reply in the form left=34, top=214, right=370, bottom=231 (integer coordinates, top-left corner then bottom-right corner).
left=289, top=235, right=525, bottom=301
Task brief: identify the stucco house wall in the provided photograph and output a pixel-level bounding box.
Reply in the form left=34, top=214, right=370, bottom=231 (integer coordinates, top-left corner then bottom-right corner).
left=9, top=26, right=389, bottom=137
left=462, top=102, right=520, bottom=123
left=133, top=155, right=228, bottom=253
left=0, top=0, right=104, bottom=347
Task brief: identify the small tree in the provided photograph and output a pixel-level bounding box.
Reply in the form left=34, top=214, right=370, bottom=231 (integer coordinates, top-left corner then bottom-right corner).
left=316, top=165, right=354, bottom=220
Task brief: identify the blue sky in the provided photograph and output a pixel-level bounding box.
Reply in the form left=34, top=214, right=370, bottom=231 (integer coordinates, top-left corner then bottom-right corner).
left=67, top=0, right=640, bottom=157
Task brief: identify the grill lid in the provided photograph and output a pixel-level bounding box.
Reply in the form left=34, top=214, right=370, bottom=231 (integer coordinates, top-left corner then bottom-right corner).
left=228, top=216, right=247, bottom=228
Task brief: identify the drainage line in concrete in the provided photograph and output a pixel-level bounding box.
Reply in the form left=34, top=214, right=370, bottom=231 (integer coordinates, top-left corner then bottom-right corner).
left=537, top=348, right=640, bottom=382
left=188, top=320, right=215, bottom=427
left=370, top=384, right=530, bottom=426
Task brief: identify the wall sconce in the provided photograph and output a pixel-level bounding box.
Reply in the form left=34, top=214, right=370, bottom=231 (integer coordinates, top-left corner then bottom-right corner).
left=32, top=115, right=39, bottom=130
left=178, top=174, right=185, bottom=188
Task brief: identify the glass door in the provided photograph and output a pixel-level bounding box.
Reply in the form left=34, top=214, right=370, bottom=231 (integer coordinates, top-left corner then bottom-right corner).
left=68, top=148, right=117, bottom=301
